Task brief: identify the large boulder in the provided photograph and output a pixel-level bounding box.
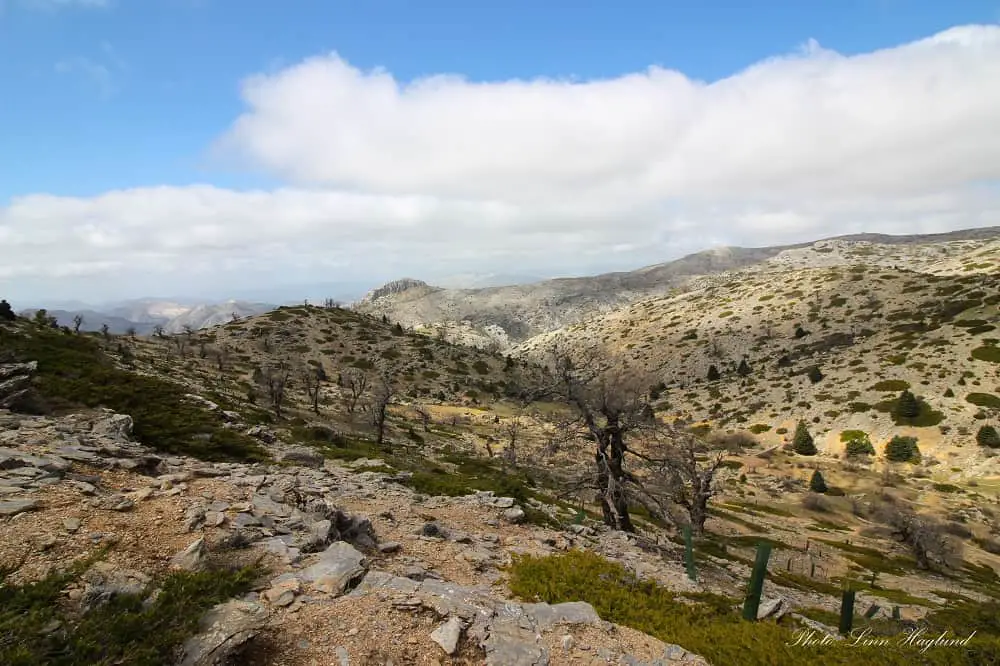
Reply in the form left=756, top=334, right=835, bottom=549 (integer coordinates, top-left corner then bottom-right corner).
left=0, top=361, right=37, bottom=409
left=299, top=542, right=368, bottom=596
left=91, top=412, right=134, bottom=442
left=278, top=447, right=324, bottom=469
left=80, top=562, right=151, bottom=611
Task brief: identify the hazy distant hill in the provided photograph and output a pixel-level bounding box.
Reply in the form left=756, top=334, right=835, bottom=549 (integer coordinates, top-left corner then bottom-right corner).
left=20, top=299, right=276, bottom=335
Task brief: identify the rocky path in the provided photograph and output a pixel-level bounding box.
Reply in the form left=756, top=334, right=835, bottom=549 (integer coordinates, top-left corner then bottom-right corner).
left=0, top=406, right=710, bottom=665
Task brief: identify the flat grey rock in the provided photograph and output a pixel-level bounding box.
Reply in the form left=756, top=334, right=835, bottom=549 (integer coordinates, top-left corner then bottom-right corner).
left=299, top=541, right=367, bottom=595
left=0, top=498, right=39, bottom=516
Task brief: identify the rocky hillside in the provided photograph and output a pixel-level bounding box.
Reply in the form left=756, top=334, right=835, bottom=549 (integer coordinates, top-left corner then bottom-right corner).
left=149, top=303, right=549, bottom=412
left=516, top=239, right=1000, bottom=477
left=3, top=306, right=1000, bottom=665
left=354, top=228, right=1000, bottom=349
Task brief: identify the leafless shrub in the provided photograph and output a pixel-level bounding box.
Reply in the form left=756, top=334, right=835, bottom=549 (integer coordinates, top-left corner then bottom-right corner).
left=802, top=493, right=831, bottom=513
left=873, top=503, right=964, bottom=571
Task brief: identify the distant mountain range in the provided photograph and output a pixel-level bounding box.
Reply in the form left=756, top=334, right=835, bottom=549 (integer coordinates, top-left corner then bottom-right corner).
left=20, top=299, right=277, bottom=335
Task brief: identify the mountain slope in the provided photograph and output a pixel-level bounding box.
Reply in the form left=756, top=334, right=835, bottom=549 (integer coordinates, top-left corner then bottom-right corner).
left=516, top=252, right=1000, bottom=476
left=355, top=227, right=1000, bottom=349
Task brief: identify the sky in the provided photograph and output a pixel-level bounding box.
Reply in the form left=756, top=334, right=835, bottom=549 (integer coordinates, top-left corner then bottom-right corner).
left=2, top=0, right=1000, bottom=307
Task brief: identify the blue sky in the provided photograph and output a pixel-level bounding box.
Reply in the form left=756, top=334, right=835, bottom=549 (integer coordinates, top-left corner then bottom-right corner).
left=1, top=0, right=999, bottom=305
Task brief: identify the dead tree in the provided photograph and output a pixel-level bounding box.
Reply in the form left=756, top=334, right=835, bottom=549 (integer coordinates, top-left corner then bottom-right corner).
left=173, top=335, right=188, bottom=358
left=302, top=364, right=326, bottom=415
left=500, top=413, right=525, bottom=467
left=72, top=314, right=84, bottom=334
left=540, top=345, right=660, bottom=533
left=874, top=503, right=963, bottom=571
left=641, top=426, right=729, bottom=536
left=257, top=361, right=292, bottom=419
left=341, top=369, right=368, bottom=415
left=153, top=324, right=165, bottom=338
left=100, top=323, right=110, bottom=340
left=413, top=405, right=432, bottom=432
left=371, top=368, right=395, bottom=450
left=216, top=345, right=230, bottom=372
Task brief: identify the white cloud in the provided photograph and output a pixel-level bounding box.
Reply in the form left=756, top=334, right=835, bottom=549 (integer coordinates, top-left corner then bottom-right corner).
left=4, top=24, right=1000, bottom=303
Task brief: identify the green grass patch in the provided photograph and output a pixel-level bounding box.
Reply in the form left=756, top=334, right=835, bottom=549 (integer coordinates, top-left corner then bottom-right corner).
left=971, top=346, right=1000, bottom=364
left=726, top=501, right=795, bottom=518
left=706, top=508, right=768, bottom=532
left=966, top=393, right=1000, bottom=409
left=508, top=551, right=1000, bottom=665
left=404, top=452, right=559, bottom=528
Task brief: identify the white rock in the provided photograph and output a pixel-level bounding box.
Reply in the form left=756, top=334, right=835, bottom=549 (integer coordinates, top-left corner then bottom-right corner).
left=430, top=616, right=463, bottom=655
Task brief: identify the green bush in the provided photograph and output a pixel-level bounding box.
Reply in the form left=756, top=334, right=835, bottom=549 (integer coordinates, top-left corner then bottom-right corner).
left=793, top=420, right=816, bottom=455
left=748, top=424, right=772, bottom=434
left=841, top=430, right=875, bottom=457
left=0, top=325, right=266, bottom=462
left=966, top=393, right=1000, bottom=409
left=977, top=425, right=1000, bottom=448
left=871, top=380, right=910, bottom=392
left=885, top=435, right=920, bottom=463
left=0, top=556, right=259, bottom=666
left=971, top=346, right=1000, bottom=363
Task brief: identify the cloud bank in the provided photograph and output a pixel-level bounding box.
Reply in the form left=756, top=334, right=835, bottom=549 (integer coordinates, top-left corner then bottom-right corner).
left=4, top=25, right=1000, bottom=302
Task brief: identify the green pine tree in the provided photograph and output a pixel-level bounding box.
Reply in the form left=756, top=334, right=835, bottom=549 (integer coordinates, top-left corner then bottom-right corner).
left=809, top=470, right=828, bottom=493
left=707, top=365, right=720, bottom=381
left=737, top=358, right=751, bottom=376
left=977, top=425, right=1000, bottom=449
left=894, top=390, right=921, bottom=421
left=793, top=420, right=817, bottom=455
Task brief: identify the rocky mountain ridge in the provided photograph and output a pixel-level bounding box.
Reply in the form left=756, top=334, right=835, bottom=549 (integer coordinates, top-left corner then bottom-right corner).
left=354, top=227, right=1000, bottom=350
